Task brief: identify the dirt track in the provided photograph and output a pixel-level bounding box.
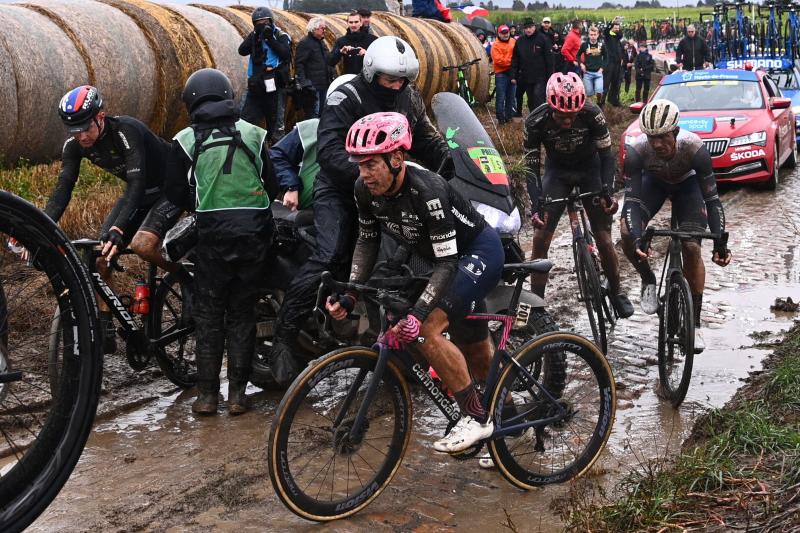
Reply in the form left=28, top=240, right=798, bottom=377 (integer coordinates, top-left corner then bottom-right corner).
left=29, top=163, right=800, bottom=532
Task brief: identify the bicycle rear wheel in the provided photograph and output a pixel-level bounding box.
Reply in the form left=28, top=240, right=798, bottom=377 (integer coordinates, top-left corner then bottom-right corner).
left=657, top=272, right=694, bottom=407
left=268, top=347, right=412, bottom=521
left=150, top=272, right=196, bottom=388
left=0, top=192, right=101, bottom=533
left=575, top=242, right=607, bottom=353
left=487, top=332, right=615, bottom=489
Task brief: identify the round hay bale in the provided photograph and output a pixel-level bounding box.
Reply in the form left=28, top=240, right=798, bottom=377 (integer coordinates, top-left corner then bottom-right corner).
left=163, top=4, right=248, bottom=115
left=21, top=0, right=157, bottom=131
left=0, top=4, right=90, bottom=164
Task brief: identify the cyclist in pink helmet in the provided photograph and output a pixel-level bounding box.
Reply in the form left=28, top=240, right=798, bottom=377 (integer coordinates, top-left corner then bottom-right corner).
left=327, top=112, right=505, bottom=454
left=524, top=72, right=634, bottom=318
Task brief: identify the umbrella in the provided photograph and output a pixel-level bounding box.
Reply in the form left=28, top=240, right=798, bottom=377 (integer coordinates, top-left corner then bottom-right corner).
left=461, top=16, right=496, bottom=36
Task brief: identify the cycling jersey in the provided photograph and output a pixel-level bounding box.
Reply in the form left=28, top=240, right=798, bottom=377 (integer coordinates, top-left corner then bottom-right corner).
left=45, top=116, right=170, bottom=230
left=523, top=101, right=615, bottom=205
left=622, top=129, right=725, bottom=243
left=351, top=165, right=488, bottom=321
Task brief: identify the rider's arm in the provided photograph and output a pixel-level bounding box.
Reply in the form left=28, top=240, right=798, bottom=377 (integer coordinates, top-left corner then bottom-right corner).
left=268, top=128, right=303, bottom=192
left=164, top=141, right=194, bottom=212
left=410, top=183, right=459, bottom=322
left=349, top=180, right=380, bottom=283
left=522, top=113, right=544, bottom=210
left=693, top=145, right=725, bottom=238
left=621, top=146, right=646, bottom=241
left=44, top=138, right=82, bottom=223
left=407, top=89, right=451, bottom=177
left=588, top=110, right=615, bottom=189
left=317, top=92, right=360, bottom=187
left=110, top=123, right=149, bottom=233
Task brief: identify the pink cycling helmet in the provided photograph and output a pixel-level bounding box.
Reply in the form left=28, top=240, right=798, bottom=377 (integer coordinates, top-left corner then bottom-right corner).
left=346, top=112, right=412, bottom=163
left=546, top=72, right=586, bottom=113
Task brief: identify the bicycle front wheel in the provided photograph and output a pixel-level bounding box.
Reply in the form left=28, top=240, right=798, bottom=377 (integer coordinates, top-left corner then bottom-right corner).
left=268, top=347, right=412, bottom=521
left=487, top=332, right=615, bottom=489
left=0, top=191, right=101, bottom=533
left=575, top=241, right=607, bottom=353
left=150, top=272, right=196, bottom=388
left=657, top=272, right=694, bottom=407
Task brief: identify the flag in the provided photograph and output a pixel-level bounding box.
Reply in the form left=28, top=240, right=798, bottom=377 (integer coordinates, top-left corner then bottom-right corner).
left=457, top=5, right=490, bottom=20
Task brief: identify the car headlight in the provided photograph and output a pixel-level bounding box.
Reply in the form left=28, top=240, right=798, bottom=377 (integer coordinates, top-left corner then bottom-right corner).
left=624, top=135, right=637, bottom=145
left=729, top=131, right=767, bottom=147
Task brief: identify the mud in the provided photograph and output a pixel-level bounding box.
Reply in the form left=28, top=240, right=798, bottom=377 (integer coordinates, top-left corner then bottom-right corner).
left=30, top=167, right=800, bottom=531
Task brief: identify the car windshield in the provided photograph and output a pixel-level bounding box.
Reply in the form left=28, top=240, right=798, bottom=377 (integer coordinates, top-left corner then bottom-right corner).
left=655, top=80, right=764, bottom=110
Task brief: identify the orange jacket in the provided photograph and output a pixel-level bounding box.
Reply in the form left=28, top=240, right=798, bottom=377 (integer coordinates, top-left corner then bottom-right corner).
left=491, top=38, right=515, bottom=73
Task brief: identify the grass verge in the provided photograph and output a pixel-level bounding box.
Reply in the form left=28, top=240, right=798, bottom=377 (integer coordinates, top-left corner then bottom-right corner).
left=556, top=323, right=800, bottom=532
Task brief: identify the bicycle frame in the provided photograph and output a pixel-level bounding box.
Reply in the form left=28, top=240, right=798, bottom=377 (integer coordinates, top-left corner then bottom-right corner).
left=73, top=240, right=191, bottom=348
left=320, top=271, right=567, bottom=445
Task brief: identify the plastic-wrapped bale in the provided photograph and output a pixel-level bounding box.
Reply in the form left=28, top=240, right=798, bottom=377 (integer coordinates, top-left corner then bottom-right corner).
left=0, top=4, right=90, bottom=164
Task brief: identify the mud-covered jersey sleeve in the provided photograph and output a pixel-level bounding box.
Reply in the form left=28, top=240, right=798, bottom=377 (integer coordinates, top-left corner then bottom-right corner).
left=109, top=122, right=148, bottom=232
left=523, top=109, right=545, bottom=209
left=349, top=179, right=380, bottom=284
left=692, top=145, right=725, bottom=240
left=44, top=137, right=82, bottom=222
left=164, top=141, right=194, bottom=212
left=587, top=108, right=615, bottom=189
left=411, top=181, right=459, bottom=322
left=622, top=145, right=645, bottom=241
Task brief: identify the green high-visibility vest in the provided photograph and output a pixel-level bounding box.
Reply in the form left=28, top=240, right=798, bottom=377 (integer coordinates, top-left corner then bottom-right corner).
left=296, top=118, right=320, bottom=210
left=174, top=119, right=270, bottom=212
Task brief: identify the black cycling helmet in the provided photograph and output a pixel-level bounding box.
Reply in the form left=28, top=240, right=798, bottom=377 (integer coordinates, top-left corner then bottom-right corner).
left=58, top=85, right=104, bottom=133
left=182, top=68, right=234, bottom=114
left=251, top=6, right=274, bottom=24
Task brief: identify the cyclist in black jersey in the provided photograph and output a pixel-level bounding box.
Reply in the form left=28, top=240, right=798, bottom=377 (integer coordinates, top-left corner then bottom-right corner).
left=45, top=85, right=188, bottom=353
left=326, top=112, right=502, bottom=453
left=524, top=72, right=634, bottom=318
left=621, top=99, right=731, bottom=352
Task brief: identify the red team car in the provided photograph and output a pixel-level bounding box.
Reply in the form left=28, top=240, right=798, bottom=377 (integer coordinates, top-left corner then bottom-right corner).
left=622, top=69, right=797, bottom=189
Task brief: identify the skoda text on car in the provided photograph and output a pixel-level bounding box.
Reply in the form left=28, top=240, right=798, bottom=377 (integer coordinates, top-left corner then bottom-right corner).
left=621, top=69, right=796, bottom=189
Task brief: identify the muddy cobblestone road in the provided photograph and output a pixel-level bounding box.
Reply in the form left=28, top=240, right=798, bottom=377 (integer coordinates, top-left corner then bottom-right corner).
left=31, top=169, right=800, bottom=532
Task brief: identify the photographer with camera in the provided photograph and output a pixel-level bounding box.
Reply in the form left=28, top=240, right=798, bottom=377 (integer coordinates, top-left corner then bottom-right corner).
left=329, top=11, right=377, bottom=75
left=238, top=6, right=292, bottom=142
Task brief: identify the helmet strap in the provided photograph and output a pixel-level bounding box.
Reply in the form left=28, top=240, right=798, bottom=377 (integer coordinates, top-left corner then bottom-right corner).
left=382, top=153, right=403, bottom=194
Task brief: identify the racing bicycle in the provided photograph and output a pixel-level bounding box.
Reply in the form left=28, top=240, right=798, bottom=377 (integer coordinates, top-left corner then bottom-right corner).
left=540, top=187, right=618, bottom=354
left=442, top=58, right=481, bottom=107
left=47, top=239, right=196, bottom=390
left=639, top=225, right=728, bottom=408
left=268, top=268, right=616, bottom=521
left=0, top=192, right=101, bottom=533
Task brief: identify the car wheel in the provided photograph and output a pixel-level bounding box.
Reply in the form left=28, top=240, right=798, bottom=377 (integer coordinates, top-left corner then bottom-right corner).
left=763, top=143, right=780, bottom=190
left=786, top=138, right=798, bottom=168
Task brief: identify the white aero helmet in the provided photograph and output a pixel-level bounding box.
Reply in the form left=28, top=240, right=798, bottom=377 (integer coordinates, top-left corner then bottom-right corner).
left=362, top=36, right=420, bottom=83
left=327, top=73, right=357, bottom=98
left=639, top=99, right=681, bottom=136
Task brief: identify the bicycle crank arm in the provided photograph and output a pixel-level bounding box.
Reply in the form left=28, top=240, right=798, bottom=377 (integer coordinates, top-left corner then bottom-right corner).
left=0, top=370, right=22, bottom=383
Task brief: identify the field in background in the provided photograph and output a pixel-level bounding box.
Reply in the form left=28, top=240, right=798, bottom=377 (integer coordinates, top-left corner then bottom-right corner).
left=476, top=7, right=707, bottom=26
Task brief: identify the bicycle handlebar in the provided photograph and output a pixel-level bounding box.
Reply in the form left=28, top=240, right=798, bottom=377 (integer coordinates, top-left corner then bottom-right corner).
left=319, top=271, right=415, bottom=315
left=70, top=238, right=134, bottom=271
left=540, top=186, right=612, bottom=208
left=441, top=58, right=481, bottom=71
left=639, top=228, right=728, bottom=254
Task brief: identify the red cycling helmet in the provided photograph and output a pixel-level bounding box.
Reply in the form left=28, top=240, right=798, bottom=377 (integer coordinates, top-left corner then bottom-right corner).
left=346, top=112, right=413, bottom=163
left=545, top=72, right=586, bottom=113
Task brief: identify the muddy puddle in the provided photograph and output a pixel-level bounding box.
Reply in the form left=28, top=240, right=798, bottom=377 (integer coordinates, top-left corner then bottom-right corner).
left=30, top=170, right=800, bottom=531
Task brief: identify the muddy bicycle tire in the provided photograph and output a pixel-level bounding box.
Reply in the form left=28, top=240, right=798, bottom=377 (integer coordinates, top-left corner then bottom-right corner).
left=268, top=347, right=412, bottom=521
left=150, top=273, right=196, bottom=388
left=487, top=332, right=615, bottom=489
left=0, top=192, right=101, bottom=533
left=657, top=272, right=694, bottom=408
left=575, top=241, right=607, bottom=353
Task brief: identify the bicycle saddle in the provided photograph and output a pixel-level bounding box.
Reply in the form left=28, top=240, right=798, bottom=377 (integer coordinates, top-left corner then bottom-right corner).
left=503, top=259, right=553, bottom=275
